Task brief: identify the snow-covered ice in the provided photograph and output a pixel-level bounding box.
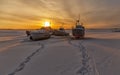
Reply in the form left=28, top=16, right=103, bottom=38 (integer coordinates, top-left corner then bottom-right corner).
left=0, top=30, right=120, bottom=75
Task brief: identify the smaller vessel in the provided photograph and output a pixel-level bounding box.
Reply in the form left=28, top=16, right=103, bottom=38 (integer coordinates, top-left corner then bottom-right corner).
left=112, top=28, right=120, bottom=32
left=26, top=30, right=31, bottom=36
left=26, top=29, right=51, bottom=41
left=53, top=27, right=69, bottom=36
left=72, top=20, right=85, bottom=39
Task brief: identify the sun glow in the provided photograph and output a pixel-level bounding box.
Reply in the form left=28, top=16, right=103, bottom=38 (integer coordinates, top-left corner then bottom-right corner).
left=44, top=21, right=51, bottom=27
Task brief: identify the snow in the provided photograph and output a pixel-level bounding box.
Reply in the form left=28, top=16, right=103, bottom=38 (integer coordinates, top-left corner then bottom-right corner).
left=0, top=30, right=120, bottom=75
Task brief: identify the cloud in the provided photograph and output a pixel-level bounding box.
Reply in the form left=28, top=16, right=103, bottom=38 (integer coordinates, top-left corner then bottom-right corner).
left=0, top=0, right=120, bottom=29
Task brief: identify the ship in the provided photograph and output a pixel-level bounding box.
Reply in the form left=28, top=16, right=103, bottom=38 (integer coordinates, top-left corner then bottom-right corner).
left=53, top=27, right=69, bottom=36
left=72, top=19, right=85, bottom=39
left=26, top=28, right=51, bottom=41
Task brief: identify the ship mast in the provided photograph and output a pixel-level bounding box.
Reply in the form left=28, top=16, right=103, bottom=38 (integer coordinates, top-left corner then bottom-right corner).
left=76, top=14, right=81, bottom=26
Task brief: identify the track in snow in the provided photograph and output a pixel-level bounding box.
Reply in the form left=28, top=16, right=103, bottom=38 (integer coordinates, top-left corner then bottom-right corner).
left=7, top=36, right=68, bottom=75
left=8, top=43, right=44, bottom=75
left=68, top=39, right=100, bottom=75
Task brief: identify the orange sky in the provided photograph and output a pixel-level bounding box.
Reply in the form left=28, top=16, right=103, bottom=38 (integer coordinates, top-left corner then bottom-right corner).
left=0, top=0, right=120, bottom=29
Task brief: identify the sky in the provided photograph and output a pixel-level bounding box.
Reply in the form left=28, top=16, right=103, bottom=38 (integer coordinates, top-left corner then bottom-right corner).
left=0, top=0, right=120, bottom=29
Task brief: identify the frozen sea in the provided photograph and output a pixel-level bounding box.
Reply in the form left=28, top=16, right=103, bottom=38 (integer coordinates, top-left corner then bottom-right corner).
left=0, top=29, right=120, bottom=75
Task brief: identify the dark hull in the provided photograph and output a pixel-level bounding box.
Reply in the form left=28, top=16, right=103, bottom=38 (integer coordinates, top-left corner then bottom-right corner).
left=72, top=28, right=85, bottom=39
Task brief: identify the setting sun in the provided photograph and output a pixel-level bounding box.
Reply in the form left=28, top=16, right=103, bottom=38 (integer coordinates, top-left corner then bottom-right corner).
left=44, top=21, right=51, bottom=27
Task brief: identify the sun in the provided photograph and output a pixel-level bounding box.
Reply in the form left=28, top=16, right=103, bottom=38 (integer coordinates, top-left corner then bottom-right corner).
left=44, top=21, right=51, bottom=27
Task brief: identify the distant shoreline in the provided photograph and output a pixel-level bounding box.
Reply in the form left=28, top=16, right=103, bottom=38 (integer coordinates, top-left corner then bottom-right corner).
left=0, top=28, right=120, bottom=32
